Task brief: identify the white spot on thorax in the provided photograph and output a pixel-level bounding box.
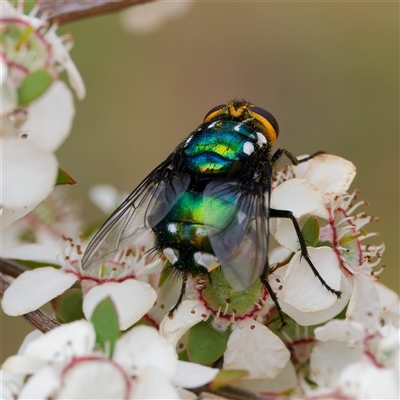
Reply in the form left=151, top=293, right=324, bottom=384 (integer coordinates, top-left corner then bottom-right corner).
left=234, top=123, right=242, bottom=132
left=256, top=132, right=267, bottom=146
left=243, top=141, right=255, bottom=155
left=167, top=223, right=177, bottom=233
left=208, top=121, right=218, bottom=129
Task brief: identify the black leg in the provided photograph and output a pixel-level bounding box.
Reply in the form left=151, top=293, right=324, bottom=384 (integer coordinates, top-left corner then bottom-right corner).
left=168, top=272, right=188, bottom=319
left=270, top=208, right=342, bottom=298
left=271, top=148, right=325, bottom=167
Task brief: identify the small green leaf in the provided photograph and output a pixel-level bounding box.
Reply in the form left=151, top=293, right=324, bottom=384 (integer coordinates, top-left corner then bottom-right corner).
left=316, top=240, right=334, bottom=249
left=187, top=320, right=231, bottom=366
left=11, top=259, right=61, bottom=269
left=91, top=297, right=120, bottom=357
left=18, top=69, right=53, bottom=106
left=178, top=350, right=189, bottom=361
left=302, top=216, right=319, bottom=247
left=55, top=167, right=77, bottom=186
left=55, top=288, right=85, bottom=323
left=209, top=369, right=248, bottom=390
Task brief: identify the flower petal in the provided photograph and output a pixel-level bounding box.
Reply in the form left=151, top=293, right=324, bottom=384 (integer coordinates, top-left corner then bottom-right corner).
left=314, top=319, right=364, bottom=346
left=133, top=366, right=181, bottom=399
left=1, top=244, right=61, bottom=265
left=270, top=178, right=329, bottom=219
left=346, top=277, right=381, bottom=331
left=0, top=203, right=36, bottom=230
left=309, top=340, right=363, bottom=388
left=1, top=355, right=45, bottom=376
left=280, top=272, right=352, bottom=326
left=1, top=138, right=58, bottom=209
left=224, top=319, right=290, bottom=379
left=114, top=325, right=177, bottom=380
left=82, top=279, right=157, bottom=330
left=339, top=361, right=399, bottom=399
left=234, top=360, right=297, bottom=394
left=23, top=80, right=75, bottom=152
left=1, top=77, right=17, bottom=115
left=302, top=154, right=356, bottom=201
left=159, top=300, right=209, bottom=347
left=24, top=320, right=96, bottom=362
left=282, top=247, right=341, bottom=313
left=172, top=360, right=219, bottom=388
left=18, top=366, right=60, bottom=400
left=2, top=267, right=78, bottom=316
left=57, top=358, right=130, bottom=399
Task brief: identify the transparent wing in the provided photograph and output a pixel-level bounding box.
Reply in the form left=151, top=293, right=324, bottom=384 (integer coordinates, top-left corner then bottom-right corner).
left=82, top=158, right=190, bottom=270
left=203, top=178, right=270, bottom=291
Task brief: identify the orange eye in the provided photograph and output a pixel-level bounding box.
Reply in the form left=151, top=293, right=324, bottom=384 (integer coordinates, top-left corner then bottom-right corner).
left=248, top=106, right=279, bottom=138
left=203, top=104, right=227, bottom=123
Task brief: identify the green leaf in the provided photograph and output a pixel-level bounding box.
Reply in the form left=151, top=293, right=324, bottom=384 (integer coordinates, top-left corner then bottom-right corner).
left=178, top=350, right=189, bottom=361
left=302, top=216, right=319, bottom=247
left=55, top=288, right=85, bottom=323
left=209, top=369, right=248, bottom=390
left=11, top=259, right=61, bottom=269
left=90, top=297, right=120, bottom=358
left=55, top=167, right=77, bottom=186
left=17, top=69, right=53, bottom=106
left=187, top=320, right=231, bottom=366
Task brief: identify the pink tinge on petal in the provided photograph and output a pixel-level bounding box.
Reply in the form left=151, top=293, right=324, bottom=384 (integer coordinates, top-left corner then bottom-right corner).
left=57, top=358, right=130, bottom=399
left=2, top=267, right=78, bottom=316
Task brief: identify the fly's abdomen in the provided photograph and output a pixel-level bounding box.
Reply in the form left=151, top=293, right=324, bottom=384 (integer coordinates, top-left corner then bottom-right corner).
left=184, top=120, right=258, bottom=175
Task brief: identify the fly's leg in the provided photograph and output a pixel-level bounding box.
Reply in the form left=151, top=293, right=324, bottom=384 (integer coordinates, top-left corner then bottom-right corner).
left=260, top=258, right=286, bottom=328
left=168, top=272, right=188, bottom=319
left=270, top=208, right=342, bottom=298
left=270, top=149, right=325, bottom=167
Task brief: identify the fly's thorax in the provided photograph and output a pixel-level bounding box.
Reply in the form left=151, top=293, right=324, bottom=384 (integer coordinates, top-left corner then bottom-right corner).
left=183, top=120, right=268, bottom=176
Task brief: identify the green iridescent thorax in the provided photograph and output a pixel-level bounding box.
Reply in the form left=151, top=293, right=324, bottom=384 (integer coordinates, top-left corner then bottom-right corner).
left=184, top=120, right=259, bottom=175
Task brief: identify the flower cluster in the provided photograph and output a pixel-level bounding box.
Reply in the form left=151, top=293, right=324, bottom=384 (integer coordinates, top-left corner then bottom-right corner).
left=1, top=0, right=84, bottom=228
left=2, top=321, right=218, bottom=399
left=2, top=155, right=398, bottom=398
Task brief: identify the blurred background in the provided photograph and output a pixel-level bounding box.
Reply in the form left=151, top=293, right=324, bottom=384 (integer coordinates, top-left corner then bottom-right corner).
left=2, top=1, right=399, bottom=361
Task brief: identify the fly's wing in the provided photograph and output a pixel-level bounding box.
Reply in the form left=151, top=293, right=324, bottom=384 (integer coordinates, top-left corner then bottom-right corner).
left=203, top=176, right=270, bottom=291
left=82, top=158, right=190, bottom=270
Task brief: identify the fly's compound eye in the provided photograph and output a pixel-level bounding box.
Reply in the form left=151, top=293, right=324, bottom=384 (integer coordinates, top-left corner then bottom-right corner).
left=203, top=103, right=227, bottom=123
left=248, top=106, right=280, bottom=139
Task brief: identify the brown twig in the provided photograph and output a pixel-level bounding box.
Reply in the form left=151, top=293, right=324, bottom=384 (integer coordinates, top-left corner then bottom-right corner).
left=1, top=271, right=60, bottom=333
left=0, top=258, right=28, bottom=278
left=36, top=0, right=155, bottom=25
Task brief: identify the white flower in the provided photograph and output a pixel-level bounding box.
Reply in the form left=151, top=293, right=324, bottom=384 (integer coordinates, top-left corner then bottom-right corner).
left=1, top=321, right=219, bottom=399
left=158, top=271, right=290, bottom=380
left=121, top=0, right=194, bottom=34
left=0, top=0, right=84, bottom=228
left=305, top=284, right=400, bottom=399
left=2, top=238, right=160, bottom=330
left=269, top=154, right=384, bottom=327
